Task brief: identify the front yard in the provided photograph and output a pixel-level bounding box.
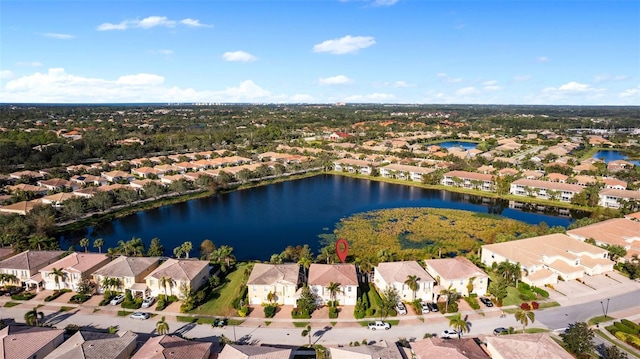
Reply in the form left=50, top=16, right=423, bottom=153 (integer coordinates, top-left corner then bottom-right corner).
left=188, top=263, right=249, bottom=317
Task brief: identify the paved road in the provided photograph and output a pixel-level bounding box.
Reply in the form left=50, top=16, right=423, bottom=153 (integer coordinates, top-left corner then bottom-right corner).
left=2, top=288, right=639, bottom=348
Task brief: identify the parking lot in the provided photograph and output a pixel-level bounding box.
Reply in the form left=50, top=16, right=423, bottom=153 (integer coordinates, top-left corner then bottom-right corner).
left=548, top=272, right=640, bottom=306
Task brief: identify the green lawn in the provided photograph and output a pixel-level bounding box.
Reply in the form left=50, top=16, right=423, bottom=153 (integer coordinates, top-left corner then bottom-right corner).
left=502, top=287, right=522, bottom=307
left=588, top=315, right=615, bottom=326
left=189, top=263, right=249, bottom=317
left=4, top=302, right=20, bottom=308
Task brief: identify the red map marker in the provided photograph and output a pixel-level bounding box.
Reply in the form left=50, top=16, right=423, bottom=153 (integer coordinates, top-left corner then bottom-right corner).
left=336, top=238, right=349, bottom=263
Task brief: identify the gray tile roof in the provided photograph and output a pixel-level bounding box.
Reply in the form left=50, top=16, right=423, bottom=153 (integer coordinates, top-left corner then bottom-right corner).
left=0, top=250, right=65, bottom=271
left=45, top=330, right=137, bottom=359
left=93, top=256, right=160, bottom=278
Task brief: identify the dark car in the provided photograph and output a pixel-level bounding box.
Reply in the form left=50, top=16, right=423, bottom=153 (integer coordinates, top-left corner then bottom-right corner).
left=479, top=297, right=494, bottom=307
left=427, top=302, right=439, bottom=312
left=4, top=286, right=23, bottom=296
left=493, top=327, right=508, bottom=335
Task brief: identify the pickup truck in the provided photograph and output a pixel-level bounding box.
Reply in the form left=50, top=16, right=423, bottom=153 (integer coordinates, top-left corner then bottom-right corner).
left=367, top=320, right=391, bottom=330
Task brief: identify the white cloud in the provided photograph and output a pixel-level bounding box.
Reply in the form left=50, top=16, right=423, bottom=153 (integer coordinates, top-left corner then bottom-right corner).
left=537, top=56, right=549, bottom=63
left=42, top=33, right=75, bottom=39
left=456, top=86, right=479, bottom=96
left=343, top=93, right=395, bottom=102
left=0, top=68, right=278, bottom=103
left=180, top=18, right=212, bottom=28
left=0, top=70, right=14, bottom=79
left=115, top=73, right=165, bottom=86
left=372, top=0, right=399, bottom=6
left=318, top=75, right=353, bottom=85
left=97, top=16, right=210, bottom=31
left=594, top=73, right=628, bottom=83
left=482, top=80, right=500, bottom=91
left=313, top=35, right=375, bottom=55
left=222, top=51, right=257, bottom=63
left=557, top=81, right=592, bottom=93
left=16, top=61, right=43, bottom=67
left=436, top=72, right=462, bottom=84
left=619, top=86, right=639, bottom=99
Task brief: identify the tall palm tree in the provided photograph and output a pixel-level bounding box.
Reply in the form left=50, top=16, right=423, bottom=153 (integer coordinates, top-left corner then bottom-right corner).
left=93, top=238, right=105, bottom=253
left=24, top=307, right=44, bottom=326
left=297, top=256, right=312, bottom=281
left=48, top=268, right=68, bottom=290
left=327, top=282, right=341, bottom=303
left=515, top=308, right=535, bottom=333
left=181, top=241, right=193, bottom=259
left=439, top=284, right=457, bottom=313
left=448, top=313, right=471, bottom=339
left=79, top=238, right=90, bottom=253
left=156, top=316, right=170, bottom=335
left=404, top=275, right=420, bottom=301
left=160, top=276, right=175, bottom=296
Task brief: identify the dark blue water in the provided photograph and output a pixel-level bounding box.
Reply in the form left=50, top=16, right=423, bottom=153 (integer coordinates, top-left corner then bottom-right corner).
left=592, top=150, right=640, bottom=165
left=62, top=175, right=581, bottom=261
left=438, top=141, right=478, bottom=150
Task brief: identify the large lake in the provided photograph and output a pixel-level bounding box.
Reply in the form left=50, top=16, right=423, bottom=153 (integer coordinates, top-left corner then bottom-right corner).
left=592, top=150, right=640, bottom=165
left=63, top=175, right=581, bottom=261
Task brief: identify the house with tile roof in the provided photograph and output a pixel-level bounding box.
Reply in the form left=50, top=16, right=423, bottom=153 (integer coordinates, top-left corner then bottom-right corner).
left=567, top=217, right=640, bottom=260
left=0, top=325, right=64, bottom=359
left=373, top=261, right=436, bottom=302
left=485, top=333, right=574, bottom=359
left=379, top=164, right=435, bottom=182
left=329, top=340, right=405, bottom=359
left=246, top=263, right=303, bottom=306
left=45, top=330, right=137, bottom=359
left=0, top=250, right=65, bottom=292
left=307, top=263, right=358, bottom=305
left=144, top=259, right=210, bottom=299
left=41, top=192, right=78, bottom=207
left=131, top=335, right=212, bottom=359
left=410, top=337, right=490, bottom=359
left=424, top=257, right=489, bottom=297
left=333, top=159, right=380, bottom=176
left=441, top=171, right=494, bottom=191
left=93, top=256, right=160, bottom=296
left=218, top=344, right=292, bottom=359
left=40, top=252, right=111, bottom=291
left=481, top=234, right=613, bottom=286
left=0, top=198, right=46, bottom=215
left=37, top=178, right=73, bottom=191
left=509, top=178, right=584, bottom=202
left=598, top=188, right=640, bottom=209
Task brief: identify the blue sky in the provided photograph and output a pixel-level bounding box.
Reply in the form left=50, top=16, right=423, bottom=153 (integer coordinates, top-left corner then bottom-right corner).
left=1, top=0, right=638, bottom=105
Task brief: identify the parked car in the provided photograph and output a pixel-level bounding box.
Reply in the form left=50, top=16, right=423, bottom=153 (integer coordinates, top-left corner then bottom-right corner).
left=396, top=302, right=407, bottom=315
left=442, top=329, right=460, bottom=339
left=4, top=286, right=23, bottom=296
left=480, top=297, right=494, bottom=307
left=141, top=296, right=155, bottom=308
left=493, top=327, right=508, bottom=336
left=130, top=312, right=150, bottom=320
left=421, top=302, right=430, bottom=314
left=427, top=302, right=439, bottom=312
left=368, top=321, right=391, bottom=330
left=212, top=318, right=227, bottom=328
left=110, top=294, right=125, bottom=305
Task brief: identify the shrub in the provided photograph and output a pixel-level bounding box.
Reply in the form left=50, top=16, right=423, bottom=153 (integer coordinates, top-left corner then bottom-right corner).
left=614, top=321, right=639, bottom=335
left=354, top=298, right=366, bottom=319
left=99, top=291, right=117, bottom=306
left=621, top=319, right=640, bottom=333
left=365, top=308, right=376, bottom=317
left=11, top=292, right=35, bottom=301
left=237, top=305, right=250, bottom=317
left=232, top=286, right=248, bottom=310
left=44, top=289, right=71, bottom=302
left=121, top=297, right=142, bottom=310
left=605, top=325, right=619, bottom=336
left=464, top=296, right=481, bottom=310
left=64, top=324, right=81, bottom=336
left=518, top=282, right=531, bottom=291
left=264, top=305, right=277, bottom=318
left=291, top=308, right=310, bottom=319
left=531, top=286, right=549, bottom=298
left=531, top=301, right=539, bottom=310
left=69, top=294, right=90, bottom=304
left=520, top=302, right=532, bottom=310
left=329, top=306, right=338, bottom=319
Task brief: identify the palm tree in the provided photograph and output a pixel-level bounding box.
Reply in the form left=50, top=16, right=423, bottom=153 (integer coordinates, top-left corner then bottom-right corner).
left=48, top=267, right=68, bottom=290
left=160, top=276, right=175, bottom=296
left=93, top=238, right=104, bottom=253
left=298, top=256, right=312, bottom=281
left=327, top=282, right=341, bottom=304
left=24, top=307, right=44, bottom=326
left=181, top=241, right=193, bottom=259
left=404, top=275, right=420, bottom=301
left=301, top=324, right=312, bottom=346
left=79, top=238, right=90, bottom=253
left=28, top=234, right=50, bottom=251
left=116, top=240, right=130, bottom=256
left=515, top=308, right=535, bottom=333
left=439, top=284, right=456, bottom=313
left=156, top=316, right=170, bottom=335
left=173, top=246, right=184, bottom=259
left=448, top=313, right=471, bottom=339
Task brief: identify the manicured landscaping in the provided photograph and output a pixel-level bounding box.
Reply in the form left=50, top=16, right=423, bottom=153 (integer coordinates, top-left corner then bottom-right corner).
left=4, top=302, right=20, bottom=308
left=188, top=263, right=249, bottom=317
left=59, top=306, right=76, bottom=312
left=588, top=315, right=615, bottom=326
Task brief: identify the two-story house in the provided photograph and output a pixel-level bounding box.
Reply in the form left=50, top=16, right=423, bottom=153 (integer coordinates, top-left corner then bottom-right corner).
left=307, top=264, right=358, bottom=306
left=92, top=256, right=160, bottom=296
left=373, top=261, right=436, bottom=302
left=0, top=250, right=65, bottom=292
left=424, top=257, right=489, bottom=297
left=144, top=259, right=210, bottom=299
left=40, top=253, right=111, bottom=291
left=246, top=263, right=303, bottom=306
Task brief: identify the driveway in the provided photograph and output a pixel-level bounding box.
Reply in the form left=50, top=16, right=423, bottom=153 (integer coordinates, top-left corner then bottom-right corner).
left=549, top=273, right=640, bottom=306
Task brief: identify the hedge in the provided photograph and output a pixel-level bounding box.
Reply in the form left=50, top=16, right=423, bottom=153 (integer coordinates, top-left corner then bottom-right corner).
left=264, top=305, right=277, bottom=318
left=45, top=289, right=71, bottom=302
left=531, top=287, right=549, bottom=298
left=329, top=306, right=338, bottom=319
left=291, top=308, right=310, bottom=319
left=621, top=319, right=640, bottom=333
left=69, top=294, right=91, bottom=304
left=464, top=296, right=481, bottom=310
left=614, top=321, right=639, bottom=335
left=11, top=292, right=35, bottom=301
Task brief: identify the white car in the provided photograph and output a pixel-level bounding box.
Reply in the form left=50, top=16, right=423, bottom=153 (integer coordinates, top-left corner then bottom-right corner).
left=395, top=302, right=407, bottom=315
left=442, top=329, right=460, bottom=339
left=141, top=296, right=155, bottom=308
left=368, top=321, right=391, bottom=330
left=110, top=294, right=125, bottom=305
left=130, top=312, right=150, bottom=320
left=421, top=302, right=430, bottom=314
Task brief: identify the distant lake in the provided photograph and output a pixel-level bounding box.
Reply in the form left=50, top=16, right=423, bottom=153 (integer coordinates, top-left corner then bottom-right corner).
left=437, top=141, right=478, bottom=150
left=592, top=150, right=640, bottom=165
left=61, top=175, right=583, bottom=261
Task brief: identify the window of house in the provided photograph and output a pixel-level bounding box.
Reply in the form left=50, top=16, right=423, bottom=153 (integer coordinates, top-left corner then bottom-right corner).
left=348, top=286, right=352, bottom=292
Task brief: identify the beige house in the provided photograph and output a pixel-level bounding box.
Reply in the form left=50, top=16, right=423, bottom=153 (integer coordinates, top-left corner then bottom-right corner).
left=144, top=259, right=210, bottom=299
left=485, top=333, right=574, bottom=359
left=218, top=344, right=292, bottom=359
left=481, top=234, right=613, bottom=286
left=379, top=164, right=435, bottom=182
left=567, top=217, right=640, bottom=260
left=92, top=256, right=160, bottom=295
left=411, top=337, right=490, bottom=359
left=509, top=178, right=584, bottom=202
left=441, top=170, right=494, bottom=191
left=424, top=257, right=489, bottom=297
left=307, top=264, right=358, bottom=306
left=132, top=335, right=212, bottom=359
left=1, top=326, right=64, bottom=359
left=333, top=158, right=380, bottom=175
left=40, top=253, right=111, bottom=291
left=598, top=188, right=640, bottom=209
left=373, top=261, right=436, bottom=302
left=0, top=250, right=65, bottom=291
left=44, top=330, right=137, bottom=359
left=246, top=263, right=302, bottom=305
left=330, top=340, right=405, bottom=359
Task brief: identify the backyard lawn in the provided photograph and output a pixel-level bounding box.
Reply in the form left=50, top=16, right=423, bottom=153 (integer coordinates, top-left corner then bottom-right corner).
left=188, top=263, right=249, bottom=317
